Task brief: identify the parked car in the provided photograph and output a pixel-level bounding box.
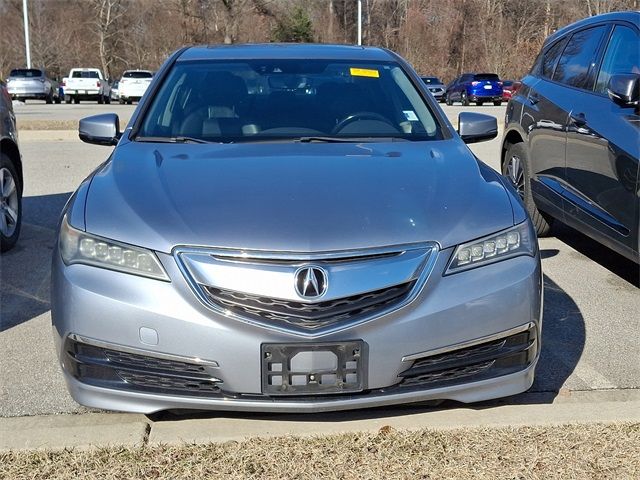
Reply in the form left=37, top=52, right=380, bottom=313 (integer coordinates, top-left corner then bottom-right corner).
left=0, top=80, right=23, bottom=252
left=420, top=76, right=446, bottom=102
left=501, top=80, right=521, bottom=101
left=445, top=73, right=504, bottom=106
left=118, top=70, right=153, bottom=104
left=110, top=80, right=120, bottom=102
left=64, top=68, right=110, bottom=104
left=5, top=68, right=61, bottom=104
left=502, top=11, right=639, bottom=264
left=52, top=44, right=541, bottom=414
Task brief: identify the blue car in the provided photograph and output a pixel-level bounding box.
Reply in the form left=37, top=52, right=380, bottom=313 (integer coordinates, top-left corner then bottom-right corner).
left=446, top=73, right=504, bottom=106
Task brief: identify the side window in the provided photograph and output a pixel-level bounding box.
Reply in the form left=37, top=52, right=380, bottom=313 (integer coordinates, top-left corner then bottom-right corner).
left=595, top=25, right=640, bottom=94
left=553, top=25, right=608, bottom=89
left=541, top=38, right=568, bottom=79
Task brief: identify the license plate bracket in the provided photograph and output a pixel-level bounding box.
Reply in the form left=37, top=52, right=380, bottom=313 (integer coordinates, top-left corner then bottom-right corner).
left=262, top=341, right=366, bottom=396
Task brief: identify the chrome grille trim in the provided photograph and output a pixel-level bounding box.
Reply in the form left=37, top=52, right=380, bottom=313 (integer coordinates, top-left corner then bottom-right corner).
left=174, top=243, right=439, bottom=337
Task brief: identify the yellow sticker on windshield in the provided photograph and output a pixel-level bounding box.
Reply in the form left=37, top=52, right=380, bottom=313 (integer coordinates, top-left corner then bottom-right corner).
left=350, top=68, right=379, bottom=78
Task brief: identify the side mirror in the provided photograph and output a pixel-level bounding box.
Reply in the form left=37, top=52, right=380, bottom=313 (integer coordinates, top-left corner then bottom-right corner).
left=607, top=74, right=639, bottom=107
left=458, top=112, right=498, bottom=144
left=79, top=113, right=121, bottom=146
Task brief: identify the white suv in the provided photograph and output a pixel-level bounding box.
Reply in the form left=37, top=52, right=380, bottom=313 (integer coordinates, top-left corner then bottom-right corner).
left=118, top=70, right=153, bottom=104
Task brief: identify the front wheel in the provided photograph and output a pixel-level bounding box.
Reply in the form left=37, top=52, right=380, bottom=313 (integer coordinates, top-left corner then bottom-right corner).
left=476, top=101, right=483, bottom=106
left=494, top=101, right=502, bottom=106
left=0, top=153, right=22, bottom=252
left=445, top=93, right=453, bottom=106
left=98, top=95, right=104, bottom=104
left=461, top=92, right=469, bottom=106
left=45, top=90, right=53, bottom=104
left=73, top=97, right=80, bottom=104
left=502, top=142, right=554, bottom=236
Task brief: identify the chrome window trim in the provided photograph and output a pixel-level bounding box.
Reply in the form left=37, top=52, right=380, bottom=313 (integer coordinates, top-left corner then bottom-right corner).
left=173, top=243, right=440, bottom=338
left=401, top=321, right=536, bottom=362
left=68, top=333, right=220, bottom=370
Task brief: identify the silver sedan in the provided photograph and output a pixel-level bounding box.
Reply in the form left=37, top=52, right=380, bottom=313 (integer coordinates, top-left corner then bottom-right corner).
left=52, top=44, right=542, bottom=414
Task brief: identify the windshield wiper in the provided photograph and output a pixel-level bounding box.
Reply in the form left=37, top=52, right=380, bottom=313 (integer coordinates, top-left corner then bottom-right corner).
left=296, top=136, right=410, bottom=143
left=135, top=136, right=210, bottom=144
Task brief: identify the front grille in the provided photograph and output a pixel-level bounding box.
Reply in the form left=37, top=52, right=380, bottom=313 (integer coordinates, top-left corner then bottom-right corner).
left=104, top=350, right=208, bottom=375
left=64, top=337, right=223, bottom=398
left=202, top=281, right=415, bottom=331
left=398, top=325, right=537, bottom=390
left=117, top=370, right=221, bottom=394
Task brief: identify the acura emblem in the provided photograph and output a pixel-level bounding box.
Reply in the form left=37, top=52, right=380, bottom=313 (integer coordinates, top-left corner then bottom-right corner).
left=294, top=266, right=328, bottom=299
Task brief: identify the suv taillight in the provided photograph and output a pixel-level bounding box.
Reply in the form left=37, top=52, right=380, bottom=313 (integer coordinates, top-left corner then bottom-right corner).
left=498, top=81, right=503, bottom=86
left=471, top=81, right=480, bottom=86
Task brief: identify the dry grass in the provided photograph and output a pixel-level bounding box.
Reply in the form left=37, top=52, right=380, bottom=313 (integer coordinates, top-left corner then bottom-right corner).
left=2, top=422, right=639, bottom=480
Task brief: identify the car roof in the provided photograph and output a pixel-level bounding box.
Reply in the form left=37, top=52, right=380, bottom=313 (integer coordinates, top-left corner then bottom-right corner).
left=177, top=43, right=396, bottom=62
left=545, top=11, right=640, bottom=47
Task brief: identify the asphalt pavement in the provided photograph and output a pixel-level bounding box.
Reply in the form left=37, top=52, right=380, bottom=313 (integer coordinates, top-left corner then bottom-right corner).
left=0, top=102, right=638, bottom=418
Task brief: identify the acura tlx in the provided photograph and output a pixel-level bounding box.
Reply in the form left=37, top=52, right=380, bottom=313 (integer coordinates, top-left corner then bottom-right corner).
left=52, top=44, right=542, bottom=414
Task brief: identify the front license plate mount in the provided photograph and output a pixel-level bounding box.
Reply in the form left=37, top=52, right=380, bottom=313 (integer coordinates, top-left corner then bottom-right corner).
left=262, top=341, right=366, bottom=396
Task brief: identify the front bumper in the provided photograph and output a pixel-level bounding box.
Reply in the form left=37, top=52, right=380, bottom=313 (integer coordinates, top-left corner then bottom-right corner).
left=52, top=246, right=542, bottom=413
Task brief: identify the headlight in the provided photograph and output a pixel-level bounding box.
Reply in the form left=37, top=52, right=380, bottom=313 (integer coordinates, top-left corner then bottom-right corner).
left=59, top=215, right=169, bottom=281
left=445, top=222, right=536, bottom=274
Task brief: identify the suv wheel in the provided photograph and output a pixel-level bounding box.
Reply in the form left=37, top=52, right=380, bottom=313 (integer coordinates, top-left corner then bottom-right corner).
left=45, top=90, right=53, bottom=104
left=493, top=101, right=502, bottom=106
left=445, top=93, right=453, bottom=106
left=502, top=142, right=553, bottom=236
left=477, top=101, right=483, bottom=106
left=461, top=92, right=469, bottom=106
left=0, top=153, right=22, bottom=252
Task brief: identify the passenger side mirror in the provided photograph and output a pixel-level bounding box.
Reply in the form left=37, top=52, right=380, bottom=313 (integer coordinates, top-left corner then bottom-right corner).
left=607, top=74, right=639, bottom=107
left=458, top=112, right=498, bottom=144
left=79, top=113, right=121, bottom=146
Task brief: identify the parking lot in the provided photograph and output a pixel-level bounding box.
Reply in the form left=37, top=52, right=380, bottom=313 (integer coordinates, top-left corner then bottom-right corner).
left=1, top=101, right=638, bottom=418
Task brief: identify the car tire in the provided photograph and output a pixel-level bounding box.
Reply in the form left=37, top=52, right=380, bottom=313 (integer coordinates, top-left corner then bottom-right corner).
left=127, top=99, right=132, bottom=105
left=55, top=95, right=61, bottom=104
left=46, top=91, right=53, bottom=104
left=73, top=97, right=80, bottom=104
left=461, top=92, right=469, bottom=106
left=445, top=93, right=452, bottom=106
left=0, top=152, right=22, bottom=252
left=502, top=142, right=553, bottom=236
left=98, top=95, right=104, bottom=104
left=105, top=96, right=111, bottom=104
left=65, top=95, right=72, bottom=104
left=477, top=101, right=483, bottom=106
left=494, top=101, right=502, bottom=106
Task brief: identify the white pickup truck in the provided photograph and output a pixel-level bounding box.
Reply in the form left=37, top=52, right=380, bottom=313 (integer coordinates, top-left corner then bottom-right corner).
left=63, top=68, right=110, bottom=104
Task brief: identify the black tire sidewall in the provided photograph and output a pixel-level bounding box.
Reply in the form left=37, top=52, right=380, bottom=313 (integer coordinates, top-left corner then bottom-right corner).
left=0, top=152, right=22, bottom=252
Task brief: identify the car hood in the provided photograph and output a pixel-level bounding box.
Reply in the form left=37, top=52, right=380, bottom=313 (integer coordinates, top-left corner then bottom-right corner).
left=84, top=140, right=513, bottom=254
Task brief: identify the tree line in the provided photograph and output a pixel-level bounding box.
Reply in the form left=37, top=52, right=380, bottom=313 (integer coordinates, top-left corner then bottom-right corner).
left=0, top=0, right=637, bottom=83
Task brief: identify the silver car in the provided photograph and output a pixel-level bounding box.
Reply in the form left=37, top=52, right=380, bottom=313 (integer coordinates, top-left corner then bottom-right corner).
left=6, top=68, right=61, bottom=104
left=52, top=44, right=542, bottom=414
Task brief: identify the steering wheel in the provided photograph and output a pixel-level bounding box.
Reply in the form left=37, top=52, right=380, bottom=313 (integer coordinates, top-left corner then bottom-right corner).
left=331, top=111, right=396, bottom=134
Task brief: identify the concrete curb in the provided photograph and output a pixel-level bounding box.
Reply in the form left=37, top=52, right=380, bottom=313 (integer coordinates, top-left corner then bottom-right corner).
left=1, top=390, right=639, bottom=452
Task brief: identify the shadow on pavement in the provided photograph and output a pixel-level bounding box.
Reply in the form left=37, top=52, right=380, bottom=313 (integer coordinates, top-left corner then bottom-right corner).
left=149, top=272, right=585, bottom=423
left=554, top=223, right=639, bottom=288
left=0, top=192, right=70, bottom=332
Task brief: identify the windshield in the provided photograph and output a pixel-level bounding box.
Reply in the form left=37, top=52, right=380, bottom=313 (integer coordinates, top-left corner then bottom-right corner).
left=138, top=59, right=443, bottom=143
left=72, top=71, right=99, bottom=78
left=473, top=73, right=500, bottom=81
left=124, top=71, right=153, bottom=78
left=9, top=69, right=43, bottom=78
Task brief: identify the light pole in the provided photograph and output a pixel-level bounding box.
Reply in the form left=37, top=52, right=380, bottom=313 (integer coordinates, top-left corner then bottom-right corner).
left=22, top=0, right=31, bottom=68
left=357, top=0, right=362, bottom=45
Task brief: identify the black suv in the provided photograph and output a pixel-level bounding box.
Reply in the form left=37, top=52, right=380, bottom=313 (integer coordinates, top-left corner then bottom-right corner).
left=0, top=80, right=23, bottom=251
left=502, top=11, right=639, bottom=264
